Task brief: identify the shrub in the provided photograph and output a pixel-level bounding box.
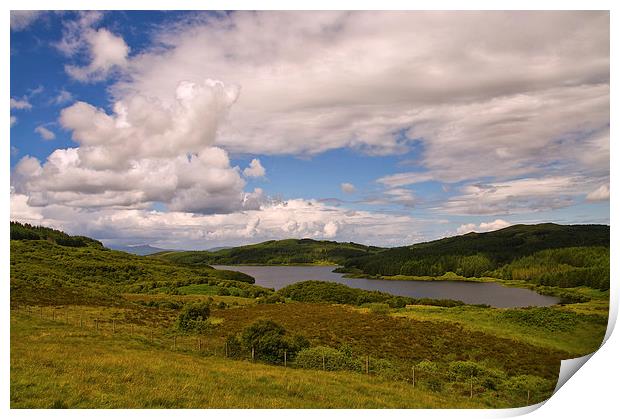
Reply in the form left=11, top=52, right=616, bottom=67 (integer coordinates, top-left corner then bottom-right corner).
left=257, top=294, right=286, bottom=304
left=416, top=360, right=439, bottom=373
left=499, top=307, right=580, bottom=332
left=426, top=378, right=444, bottom=392
left=225, top=334, right=244, bottom=358
left=502, top=374, right=554, bottom=402
left=294, top=346, right=361, bottom=372
left=361, top=303, right=391, bottom=314
left=448, top=361, right=506, bottom=390
left=239, top=319, right=309, bottom=364
left=176, top=302, right=211, bottom=331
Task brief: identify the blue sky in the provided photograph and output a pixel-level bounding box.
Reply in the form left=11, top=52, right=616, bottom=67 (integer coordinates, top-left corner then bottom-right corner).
left=10, top=11, right=610, bottom=249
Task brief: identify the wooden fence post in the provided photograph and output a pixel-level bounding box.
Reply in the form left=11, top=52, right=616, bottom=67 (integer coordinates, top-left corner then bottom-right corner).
left=198, top=338, right=202, bottom=351
left=470, top=373, right=473, bottom=398
left=252, top=346, right=255, bottom=362
left=284, top=350, right=287, bottom=367
left=366, top=355, right=370, bottom=374
left=412, top=365, right=415, bottom=387
left=224, top=341, right=228, bottom=357
left=527, top=390, right=530, bottom=404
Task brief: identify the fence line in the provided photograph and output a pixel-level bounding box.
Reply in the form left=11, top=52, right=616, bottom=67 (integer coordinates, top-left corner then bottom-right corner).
left=10, top=304, right=547, bottom=405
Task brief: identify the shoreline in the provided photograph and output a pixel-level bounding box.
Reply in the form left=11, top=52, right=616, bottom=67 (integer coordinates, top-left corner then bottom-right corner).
left=213, top=262, right=340, bottom=267
left=215, top=264, right=601, bottom=306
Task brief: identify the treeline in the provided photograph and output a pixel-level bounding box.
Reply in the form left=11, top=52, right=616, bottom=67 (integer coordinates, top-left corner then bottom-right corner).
left=341, top=224, right=610, bottom=290
left=11, top=221, right=103, bottom=248
left=277, top=280, right=465, bottom=308
left=157, top=238, right=384, bottom=266
left=494, top=247, right=610, bottom=290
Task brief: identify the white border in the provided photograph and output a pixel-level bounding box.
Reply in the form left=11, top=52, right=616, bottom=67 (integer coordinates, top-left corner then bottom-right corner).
left=3, top=2, right=617, bottom=418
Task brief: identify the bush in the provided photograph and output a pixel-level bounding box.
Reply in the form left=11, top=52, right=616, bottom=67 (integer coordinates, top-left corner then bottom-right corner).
left=448, top=361, right=506, bottom=390
left=502, top=374, right=554, bottom=402
left=361, top=303, right=391, bottom=314
left=426, top=377, right=444, bottom=392
left=225, top=334, right=244, bottom=358
left=239, top=319, right=309, bottom=364
left=176, top=302, right=211, bottom=331
left=294, top=346, right=361, bottom=372
left=416, top=360, right=439, bottom=373
left=499, top=307, right=581, bottom=332
left=257, top=294, right=286, bottom=304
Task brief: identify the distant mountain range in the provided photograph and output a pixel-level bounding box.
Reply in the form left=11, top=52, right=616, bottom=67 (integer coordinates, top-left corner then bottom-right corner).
left=109, top=244, right=232, bottom=256
left=108, top=244, right=175, bottom=256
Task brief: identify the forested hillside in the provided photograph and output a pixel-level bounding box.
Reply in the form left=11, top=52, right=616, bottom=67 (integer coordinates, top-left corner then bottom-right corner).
left=10, top=221, right=103, bottom=248
left=340, top=224, right=609, bottom=290
left=155, top=238, right=384, bottom=266
left=10, top=223, right=262, bottom=305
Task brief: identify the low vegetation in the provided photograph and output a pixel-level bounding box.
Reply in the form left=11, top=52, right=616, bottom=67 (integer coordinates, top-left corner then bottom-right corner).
left=277, top=280, right=465, bottom=308
left=175, top=302, right=211, bottom=331
left=11, top=313, right=485, bottom=408
left=9, top=222, right=610, bottom=408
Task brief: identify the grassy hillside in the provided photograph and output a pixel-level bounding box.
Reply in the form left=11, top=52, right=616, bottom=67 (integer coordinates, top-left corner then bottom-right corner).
left=10, top=222, right=264, bottom=306
left=9, top=222, right=610, bottom=408
left=10, top=221, right=103, bottom=248
left=341, top=224, right=610, bottom=289
left=11, top=313, right=487, bottom=408
left=155, top=238, right=384, bottom=266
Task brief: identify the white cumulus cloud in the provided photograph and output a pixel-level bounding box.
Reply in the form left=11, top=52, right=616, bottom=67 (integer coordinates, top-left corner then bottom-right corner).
left=53, top=89, right=74, bottom=105
left=11, top=11, right=43, bottom=31
left=13, top=79, right=248, bottom=215
left=10, top=192, right=429, bottom=249
left=35, top=126, right=56, bottom=141
left=456, top=219, right=511, bottom=235
left=243, top=158, right=266, bottom=178
left=10, top=98, right=32, bottom=110
left=65, top=28, right=130, bottom=82
left=340, top=183, right=356, bottom=194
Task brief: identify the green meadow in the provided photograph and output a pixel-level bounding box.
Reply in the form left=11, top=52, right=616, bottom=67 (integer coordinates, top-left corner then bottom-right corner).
left=10, top=222, right=609, bottom=408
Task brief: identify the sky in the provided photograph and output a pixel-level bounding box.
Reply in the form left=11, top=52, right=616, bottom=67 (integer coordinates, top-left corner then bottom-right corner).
left=9, top=10, right=610, bottom=249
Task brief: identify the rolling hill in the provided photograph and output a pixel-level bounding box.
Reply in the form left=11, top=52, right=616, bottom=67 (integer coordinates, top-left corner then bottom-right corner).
left=154, top=238, right=384, bottom=266
left=341, top=223, right=610, bottom=289
left=9, top=222, right=263, bottom=306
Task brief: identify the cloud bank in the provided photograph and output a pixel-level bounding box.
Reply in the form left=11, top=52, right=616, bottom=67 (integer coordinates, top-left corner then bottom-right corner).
left=10, top=11, right=610, bottom=247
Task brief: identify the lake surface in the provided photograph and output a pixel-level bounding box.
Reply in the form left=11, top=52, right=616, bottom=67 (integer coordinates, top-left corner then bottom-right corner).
left=212, top=265, right=559, bottom=308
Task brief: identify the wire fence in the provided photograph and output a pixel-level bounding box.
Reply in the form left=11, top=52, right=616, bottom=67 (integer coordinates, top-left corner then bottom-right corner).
left=10, top=303, right=551, bottom=406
